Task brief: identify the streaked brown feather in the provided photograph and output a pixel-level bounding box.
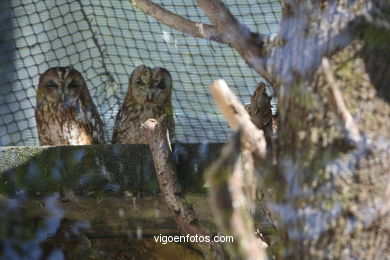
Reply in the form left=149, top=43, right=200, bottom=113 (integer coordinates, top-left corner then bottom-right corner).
left=35, top=66, right=105, bottom=145
left=112, top=65, right=174, bottom=144
left=246, top=82, right=273, bottom=131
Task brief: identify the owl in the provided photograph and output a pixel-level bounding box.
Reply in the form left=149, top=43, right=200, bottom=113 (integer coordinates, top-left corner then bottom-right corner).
left=35, top=66, right=105, bottom=145
left=112, top=65, right=174, bottom=144
left=246, top=82, right=273, bottom=143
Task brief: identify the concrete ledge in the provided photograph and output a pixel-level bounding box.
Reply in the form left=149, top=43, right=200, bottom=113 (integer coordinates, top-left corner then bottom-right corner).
left=0, top=143, right=224, bottom=194
left=0, top=146, right=49, bottom=173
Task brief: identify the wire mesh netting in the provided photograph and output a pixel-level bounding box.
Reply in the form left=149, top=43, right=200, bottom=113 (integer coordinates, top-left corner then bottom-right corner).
left=0, top=0, right=281, bottom=146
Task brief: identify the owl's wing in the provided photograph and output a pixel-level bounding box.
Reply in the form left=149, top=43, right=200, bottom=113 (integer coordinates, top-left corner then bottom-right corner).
left=78, top=89, right=105, bottom=144
left=89, top=103, right=105, bottom=144
left=112, top=102, right=144, bottom=143
left=80, top=101, right=105, bottom=144
left=161, top=101, right=175, bottom=141
left=34, top=104, right=47, bottom=145
left=111, top=106, right=125, bottom=143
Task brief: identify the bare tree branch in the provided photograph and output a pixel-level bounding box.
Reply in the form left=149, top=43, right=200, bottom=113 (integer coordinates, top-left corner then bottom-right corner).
left=195, top=0, right=273, bottom=82
left=206, top=133, right=267, bottom=260
left=131, top=0, right=372, bottom=87
left=210, top=79, right=267, bottom=159
left=195, top=0, right=261, bottom=45
left=321, top=58, right=362, bottom=145
left=130, top=0, right=224, bottom=43
left=141, top=117, right=224, bottom=259
left=130, top=0, right=274, bottom=82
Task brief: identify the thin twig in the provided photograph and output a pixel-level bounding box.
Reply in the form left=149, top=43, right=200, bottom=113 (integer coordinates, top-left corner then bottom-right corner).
left=321, top=57, right=362, bottom=145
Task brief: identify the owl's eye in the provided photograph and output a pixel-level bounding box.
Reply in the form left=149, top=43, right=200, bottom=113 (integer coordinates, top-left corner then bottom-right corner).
left=136, top=79, right=145, bottom=86
left=156, top=81, right=166, bottom=90
left=68, top=82, right=79, bottom=89
left=48, top=81, right=58, bottom=88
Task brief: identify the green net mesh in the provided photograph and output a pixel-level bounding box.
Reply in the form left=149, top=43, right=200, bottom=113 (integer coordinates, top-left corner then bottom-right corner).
left=0, top=0, right=281, bottom=145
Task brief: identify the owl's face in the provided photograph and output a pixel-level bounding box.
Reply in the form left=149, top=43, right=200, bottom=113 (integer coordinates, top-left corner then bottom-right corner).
left=251, top=82, right=269, bottom=106
left=37, top=66, right=86, bottom=107
left=128, top=65, right=172, bottom=105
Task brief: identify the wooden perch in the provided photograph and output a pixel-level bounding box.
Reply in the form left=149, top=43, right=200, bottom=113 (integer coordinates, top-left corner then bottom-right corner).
left=141, top=117, right=223, bottom=259
left=210, top=79, right=267, bottom=159
left=206, top=132, right=267, bottom=260
left=321, top=58, right=362, bottom=145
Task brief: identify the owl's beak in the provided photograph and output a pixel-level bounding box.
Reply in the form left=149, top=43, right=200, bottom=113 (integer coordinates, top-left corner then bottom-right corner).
left=63, top=95, right=75, bottom=109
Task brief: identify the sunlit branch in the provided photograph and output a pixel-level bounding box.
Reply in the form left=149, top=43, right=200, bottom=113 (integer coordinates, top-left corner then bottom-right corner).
left=210, top=79, right=267, bottom=159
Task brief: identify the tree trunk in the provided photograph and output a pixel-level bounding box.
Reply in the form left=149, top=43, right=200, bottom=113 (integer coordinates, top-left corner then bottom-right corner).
left=132, top=1, right=390, bottom=258
left=267, top=39, right=390, bottom=259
